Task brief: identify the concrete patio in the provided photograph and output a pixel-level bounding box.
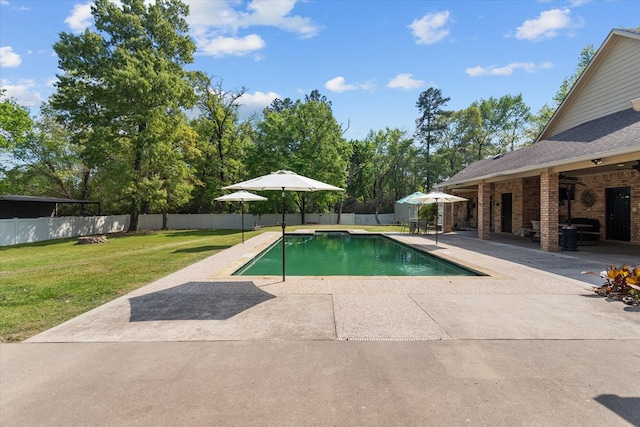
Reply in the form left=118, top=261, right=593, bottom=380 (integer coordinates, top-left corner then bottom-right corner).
left=2, top=230, right=639, bottom=426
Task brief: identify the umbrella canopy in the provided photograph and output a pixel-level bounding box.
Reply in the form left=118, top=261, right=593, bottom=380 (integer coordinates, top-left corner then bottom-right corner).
left=223, top=170, right=344, bottom=281
left=396, top=192, right=429, bottom=222
left=412, top=191, right=467, bottom=204
left=223, top=170, right=344, bottom=192
left=411, top=191, right=468, bottom=244
left=215, top=191, right=267, bottom=244
left=215, top=190, right=268, bottom=203
left=396, top=191, right=429, bottom=204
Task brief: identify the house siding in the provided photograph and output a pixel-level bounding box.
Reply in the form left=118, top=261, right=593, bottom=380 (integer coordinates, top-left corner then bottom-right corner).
left=551, top=36, right=640, bottom=135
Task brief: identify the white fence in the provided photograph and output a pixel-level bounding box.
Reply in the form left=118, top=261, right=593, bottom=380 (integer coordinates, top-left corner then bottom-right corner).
left=138, top=212, right=395, bottom=230
left=0, top=213, right=396, bottom=246
left=0, top=215, right=130, bottom=246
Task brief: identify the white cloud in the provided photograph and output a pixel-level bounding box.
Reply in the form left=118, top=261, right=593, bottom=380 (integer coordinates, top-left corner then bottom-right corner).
left=243, top=0, right=320, bottom=39
left=185, top=0, right=320, bottom=57
left=324, top=76, right=375, bottom=93
left=325, top=76, right=357, bottom=93
left=515, top=9, right=577, bottom=41
left=64, top=1, right=93, bottom=33
left=0, top=46, right=21, bottom=67
left=568, top=0, right=590, bottom=6
left=45, top=77, right=58, bottom=87
left=199, top=34, right=265, bottom=57
left=465, top=62, right=553, bottom=77
left=0, top=79, right=42, bottom=107
left=387, top=73, right=424, bottom=90
left=237, top=90, right=279, bottom=117
left=409, top=11, right=451, bottom=45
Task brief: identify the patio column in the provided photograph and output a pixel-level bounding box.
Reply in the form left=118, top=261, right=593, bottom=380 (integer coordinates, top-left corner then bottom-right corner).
left=478, top=180, right=491, bottom=240
left=443, top=202, right=453, bottom=233
left=540, top=169, right=559, bottom=252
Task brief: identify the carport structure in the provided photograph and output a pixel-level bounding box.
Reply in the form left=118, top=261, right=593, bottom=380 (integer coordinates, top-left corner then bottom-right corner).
left=0, top=195, right=101, bottom=219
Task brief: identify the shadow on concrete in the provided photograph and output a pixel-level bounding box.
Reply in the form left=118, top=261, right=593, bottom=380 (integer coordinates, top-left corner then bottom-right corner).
left=129, top=281, right=275, bottom=322
left=594, top=394, right=640, bottom=426
left=434, top=231, right=639, bottom=287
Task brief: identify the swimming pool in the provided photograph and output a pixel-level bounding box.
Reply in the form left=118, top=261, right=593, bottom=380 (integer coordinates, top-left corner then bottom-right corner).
left=233, top=232, right=481, bottom=276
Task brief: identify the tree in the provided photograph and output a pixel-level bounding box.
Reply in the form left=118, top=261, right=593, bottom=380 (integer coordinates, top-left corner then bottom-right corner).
left=458, top=95, right=526, bottom=161
left=6, top=103, right=88, bottom=204
left=368, top=128, right=417, bottom=221
left=247, top=90, right=349, bottom=223
left=50, top=0, right=197, bottom=231
left=554, top=45, right=596, bottom=107
left=0, top=91, right=34, bottom=190
left=415, top=87, right=450, bottom=190
left=0, top=90, right=33, bottom=153
left=495, top=94, right=531, bottom=152
left=189, top=74, right=248, bottom=213
left=345, top=138, right=375, bottom=204
left=434, top=111, right=467, bottom=180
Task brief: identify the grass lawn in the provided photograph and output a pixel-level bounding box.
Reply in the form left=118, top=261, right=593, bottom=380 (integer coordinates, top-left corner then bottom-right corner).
left=0, top=225, right=401, bottom=342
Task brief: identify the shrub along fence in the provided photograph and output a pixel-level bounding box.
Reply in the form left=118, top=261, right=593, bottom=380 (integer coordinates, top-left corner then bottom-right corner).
left=0, top=213, right=395, bottom=246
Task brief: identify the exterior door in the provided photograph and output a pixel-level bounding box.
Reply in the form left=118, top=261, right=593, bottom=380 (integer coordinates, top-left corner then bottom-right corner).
left=501, top=193, right=513, bottom=233
left=606, top=187, right=631, bottom=241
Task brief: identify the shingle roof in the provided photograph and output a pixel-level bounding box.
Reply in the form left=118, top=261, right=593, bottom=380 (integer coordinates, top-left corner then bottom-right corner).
left=440, top=108, right=640, bottom=187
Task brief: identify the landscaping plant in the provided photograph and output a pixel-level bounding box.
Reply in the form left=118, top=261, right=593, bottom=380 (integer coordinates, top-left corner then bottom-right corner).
left=583, top=265, right=640, bottom=306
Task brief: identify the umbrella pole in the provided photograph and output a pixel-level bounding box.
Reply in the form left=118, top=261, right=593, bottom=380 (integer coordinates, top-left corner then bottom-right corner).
left=241, top=201, right=245, bottom=244
left=281, top=188, right=286, bottom=282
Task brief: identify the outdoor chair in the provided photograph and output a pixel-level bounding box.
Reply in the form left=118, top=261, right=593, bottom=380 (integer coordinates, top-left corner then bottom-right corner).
left=400, top=222, right=410, bottom=233
left=530, top=220, right=541, bottom=242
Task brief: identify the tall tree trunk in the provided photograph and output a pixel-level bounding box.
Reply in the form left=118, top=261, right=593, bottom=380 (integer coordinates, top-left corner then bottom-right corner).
left=162, top=211, right=168, bottom=230
left=129, top=204, right=139, bottom=232
left=128, top=123, right=146, bottom=232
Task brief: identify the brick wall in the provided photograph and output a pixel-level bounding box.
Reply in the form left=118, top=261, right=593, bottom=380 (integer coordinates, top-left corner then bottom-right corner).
left=449, top=169, right=639, bottom=246
left=493, top=180, right=525, bottom=235
left=478, top=180, right=491, bottom=240
left=572, top=170, right=640, bottom=244
left=540, top=170, right=559, bottom=251
left=523, top=177, right=540, bottom=228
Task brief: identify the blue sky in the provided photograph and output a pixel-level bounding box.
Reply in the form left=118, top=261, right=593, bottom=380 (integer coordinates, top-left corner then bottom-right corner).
left=1, top=0, right=638, bottom=139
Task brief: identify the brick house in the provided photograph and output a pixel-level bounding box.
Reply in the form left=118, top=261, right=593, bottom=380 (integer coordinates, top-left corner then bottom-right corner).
left=437, top=28, right=640, bottom=251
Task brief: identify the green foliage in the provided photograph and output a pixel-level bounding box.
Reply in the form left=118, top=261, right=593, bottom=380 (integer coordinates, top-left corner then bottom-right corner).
left=0, top=89, right=33, bottom=152
left=188, top=74, right=249, bottom=213
left=418, top=203, right=437, bottom=222
left=50, top=0, right=197, bottom=230
left=0, top=18, right=597, bottom=217
left=414, top=87, right=451, bottom=190
left=246, top=90, right=349, bottom=219
left=368, top=128, right=417, bottom=212
left=6, top=102, right=88, bottom=201
left=553, top=45, right=596, bottom=107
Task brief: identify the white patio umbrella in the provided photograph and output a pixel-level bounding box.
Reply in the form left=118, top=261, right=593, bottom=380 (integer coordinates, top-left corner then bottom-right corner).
left=223, top=170, right=344, bottom=281
left=397, top=191, right=429, bottom=222
left=412, top=191, right=468, bottom=244
left=215, top=191, right=267, bottom=244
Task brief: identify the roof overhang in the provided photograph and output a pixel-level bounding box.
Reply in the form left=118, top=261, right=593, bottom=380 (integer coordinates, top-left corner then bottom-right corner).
left=438, top=145, right=640, bottom=190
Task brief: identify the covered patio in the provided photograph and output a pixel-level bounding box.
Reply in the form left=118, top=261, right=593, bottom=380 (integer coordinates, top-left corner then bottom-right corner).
left=437, top=28, right=640, bottom=253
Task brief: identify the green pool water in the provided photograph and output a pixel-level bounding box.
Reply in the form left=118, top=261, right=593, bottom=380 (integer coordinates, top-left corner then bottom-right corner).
left=233, top=232, right=481, bottom=276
